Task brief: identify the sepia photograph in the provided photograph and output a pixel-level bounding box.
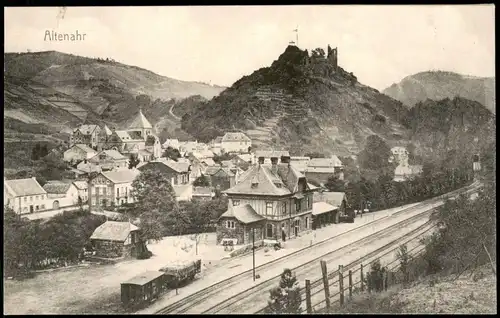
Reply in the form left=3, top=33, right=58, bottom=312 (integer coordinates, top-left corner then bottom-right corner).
left=3, top=5, right=496, bottom=315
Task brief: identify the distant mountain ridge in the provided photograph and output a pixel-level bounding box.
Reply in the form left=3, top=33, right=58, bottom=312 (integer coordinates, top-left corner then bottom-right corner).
left=383, top=71, right=495, bottom=113
left=3, top=50, right=225, bottom=143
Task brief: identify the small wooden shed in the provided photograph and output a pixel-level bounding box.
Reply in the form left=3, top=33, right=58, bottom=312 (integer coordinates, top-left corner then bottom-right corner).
left=121, top=271, right=167, bottom=307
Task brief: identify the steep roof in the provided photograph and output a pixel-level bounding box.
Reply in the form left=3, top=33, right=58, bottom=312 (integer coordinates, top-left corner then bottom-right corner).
left=90, top=221, right=139, bottom=242
left=114, top=130, right=132, bottom=142
left=76, top=124, right=99, bottom=135
left=237, top=154, right=253, bottom=162
left=129, top=109, right=153, bottom=129
left=43, top=181, right=73, bottom=194
left=201, top=158, right=216, bottom=166
left=219, top=204, right=265, bottom=224
left=204, top=166, right=223, bottom=176
left=5, top=177, right=47, bottom=197
left=223, top=164, right=292, bottom=196
left=222, top=132, right=251, bottom=142
left=72, top=180, right=88, bottom=190
left=94, top=149, right=127, bottom=160
left=163, top=160, right=190, bottom=173
left=101, top=169, right=140, bottom=184
left=103, top=125, right=113, bottom=135
left=213, top=136, right=223, bottom=143
left=71, top=144, right=96, bottom=154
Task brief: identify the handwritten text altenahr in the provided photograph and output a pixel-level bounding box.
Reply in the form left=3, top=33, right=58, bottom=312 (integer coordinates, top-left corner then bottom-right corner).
left=44, top=30, right=86, bottom=42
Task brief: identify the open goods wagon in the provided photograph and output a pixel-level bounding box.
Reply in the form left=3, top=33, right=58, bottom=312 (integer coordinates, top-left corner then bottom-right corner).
left=159, top=259, right=202, bottom=288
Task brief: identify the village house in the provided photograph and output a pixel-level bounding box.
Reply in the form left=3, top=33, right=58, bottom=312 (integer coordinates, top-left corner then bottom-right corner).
left=394, top=164, right=423, bottom=182
left=138, top=159, right=191, bottom=186
left=90, top=221, right=147, bottom=259
left=4, top=177, right=48, bottom=214
left=185, top=156, right=205, bottom=181
left=72, top=161, right=102, bottom=178
left=221, top=132, right=252, bottom=154
left=255, top=150, right=291, bottom=165
left=191, top=149, right=215, bottom=160
left=192, top=187, right=215, bottom=201
left=216, top=154, right=318, bottom=245
left=290, top=156, right=311, bottom=172
left=89, top=169, right=140, bottom=210
left=172, top=184, right=193, bottom=202
left=209, top=136, right=223, bottom=155
left=179, top=141, right=205, bottom=154
left=43, top=180, right=81, bottom=210
left=389, top=146, right=409, bottom=165
left=63, top=144, right=98, bottom=163
left=89, top=149, right=129, bottom=171
left=69, top=124, right=101, bottom=149
left=303, top=155, right=344, bottom=184
left=145, top=135, right=162, bottom=159
left=231, top=154, right=253, bottom=171
left=236, top=153, right=255, bottom=165
left=204, top=166, right=241, bottom=191
left=200, top=158, right=216, bottom=167
left=312, top=191, right=348, bottom=229
left=162, top=138, right=180, bottom=150
left=72, top=180, right=89, bottom=202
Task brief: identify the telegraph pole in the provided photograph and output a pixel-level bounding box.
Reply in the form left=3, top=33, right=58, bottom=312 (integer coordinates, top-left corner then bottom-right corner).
left=252, top=227, right=256, bottom=281
left=293, top=26, right=299, bottom=47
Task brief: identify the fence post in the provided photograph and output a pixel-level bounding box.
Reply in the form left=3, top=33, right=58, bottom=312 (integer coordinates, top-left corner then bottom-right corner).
left=360, top=264, right=364, bottom=292
left=305, top=279, right=312, bottom=314
left=320, top=261, right=331, bottom=312
left=348, top=270, right=353, bottom=299
left=339, top=265, right=344, bottom=306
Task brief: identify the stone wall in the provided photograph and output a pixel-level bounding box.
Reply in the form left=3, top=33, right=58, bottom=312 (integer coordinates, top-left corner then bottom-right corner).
left=216, top=218, right=245, bottom=245
left=92, top=240, right=125, bottom=258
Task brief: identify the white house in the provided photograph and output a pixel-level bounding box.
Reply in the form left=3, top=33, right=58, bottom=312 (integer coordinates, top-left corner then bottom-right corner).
left=394, top=163, right=423, bottom=182
left=389, top=146, right=409, bottom=166
left=221, top=132, right=251, bottom=154
left=63, top=144, right=98, bottom=163
left=4, top=177, right=48, bottom=214
left=72, top=180, right=89, bottom=202
left=163, top=139, right=180, bottom=150
left=89, top=169, right=141, bottom=209
left=43, top=180, right=81, bottom=210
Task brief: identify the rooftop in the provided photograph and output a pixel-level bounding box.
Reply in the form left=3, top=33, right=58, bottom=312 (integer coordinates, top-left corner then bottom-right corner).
left=90, top=221, right=139, bottom=242
left=219, top=204, right=265, bottom=224
left=255, top=150, right=290, bottom=158
left=128, top=109, right=153, bottom=129
left=313, top=191, right=346, bottom=208
left=121, top=271, right=164, bottom=286
left=101, top=169, right=140, bottom=184
left=312, top=201, right=337, bottom=216
left=42, top=181, right=73, bottom=194
left=5, top=177, right=47, bottom=197
left=222, top=132, right=251, bottom=142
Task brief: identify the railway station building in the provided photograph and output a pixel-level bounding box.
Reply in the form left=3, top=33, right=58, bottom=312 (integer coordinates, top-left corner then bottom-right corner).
left=216, top=153, right=319, bottom=245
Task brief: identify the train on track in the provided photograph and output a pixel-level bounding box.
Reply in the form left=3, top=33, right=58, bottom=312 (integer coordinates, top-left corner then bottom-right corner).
left=120, top=259, right=201, bottom=310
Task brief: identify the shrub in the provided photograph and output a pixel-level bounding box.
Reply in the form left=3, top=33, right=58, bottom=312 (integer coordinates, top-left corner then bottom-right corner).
left=266, top=269, right=302, bottom=314
left=365, top=259, right=387, bottom=293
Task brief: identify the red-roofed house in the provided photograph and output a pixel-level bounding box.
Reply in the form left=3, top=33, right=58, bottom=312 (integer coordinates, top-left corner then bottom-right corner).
left=217, top=156, right=318, bottom=245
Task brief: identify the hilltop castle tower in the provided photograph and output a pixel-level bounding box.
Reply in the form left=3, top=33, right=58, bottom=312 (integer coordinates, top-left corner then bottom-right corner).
left=327, top=45, right=338, bottom=70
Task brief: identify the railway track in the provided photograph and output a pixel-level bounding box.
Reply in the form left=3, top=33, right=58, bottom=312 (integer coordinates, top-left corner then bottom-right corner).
left=155, top=182, right=480, bottom=314
left=205, top=209, right=435, bottom=314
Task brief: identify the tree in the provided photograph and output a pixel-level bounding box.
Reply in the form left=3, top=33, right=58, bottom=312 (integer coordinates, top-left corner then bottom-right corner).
left=193, top=174, right=211, bottom=187
left=131, top=169, right=180, bottom=241
left=179, top=201, right=213, bottom=255
left=324, top=175, right=345, bottom=192
left=128, top=154, right=140, bottom=169
left=358, top=135, right=393, bottom=171
left=162, top=146, right=181, bottom=161
left=267, top=269, right=302, bottom=314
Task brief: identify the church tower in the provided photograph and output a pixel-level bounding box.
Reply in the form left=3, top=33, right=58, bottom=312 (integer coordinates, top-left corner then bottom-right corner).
left=128, top=109, right=153, bottom=140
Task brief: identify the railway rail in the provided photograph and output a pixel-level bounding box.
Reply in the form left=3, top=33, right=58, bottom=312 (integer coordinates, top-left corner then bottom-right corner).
left=205, top=208, right=436, bottom=313
left=155, top=182, right=480, bottom=314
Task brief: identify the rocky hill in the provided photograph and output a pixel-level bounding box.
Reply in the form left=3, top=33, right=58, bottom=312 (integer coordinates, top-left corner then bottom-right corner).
left=383, top=71, right=495, bottom=114
left=403, top=96, right=495, bottom=155
left=182, top=45, right=411, bottom=156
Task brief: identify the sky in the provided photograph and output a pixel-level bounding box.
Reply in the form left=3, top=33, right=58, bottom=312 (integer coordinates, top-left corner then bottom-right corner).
left=4, top=5, right=496, bottom=90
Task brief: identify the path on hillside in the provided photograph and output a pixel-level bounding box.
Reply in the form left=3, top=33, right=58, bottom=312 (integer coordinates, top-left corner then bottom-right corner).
left=169, top=103, right=182, bottom=121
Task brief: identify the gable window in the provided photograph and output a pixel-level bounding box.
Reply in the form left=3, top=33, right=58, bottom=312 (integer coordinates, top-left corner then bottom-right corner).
left=227, top=220, right=235, bottom=229
left=232, top=200, right=240, bottom=206
left=266, top=202, right=273, bottom=215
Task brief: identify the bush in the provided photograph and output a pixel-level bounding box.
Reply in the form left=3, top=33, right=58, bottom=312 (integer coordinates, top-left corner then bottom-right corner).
left=365, top=259, right=387, bottom=293
left=137, top=250, right=153, bottom=260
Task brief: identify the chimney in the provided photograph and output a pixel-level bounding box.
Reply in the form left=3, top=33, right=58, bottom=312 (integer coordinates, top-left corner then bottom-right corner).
left=271, top=157, right=278, bottom=174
